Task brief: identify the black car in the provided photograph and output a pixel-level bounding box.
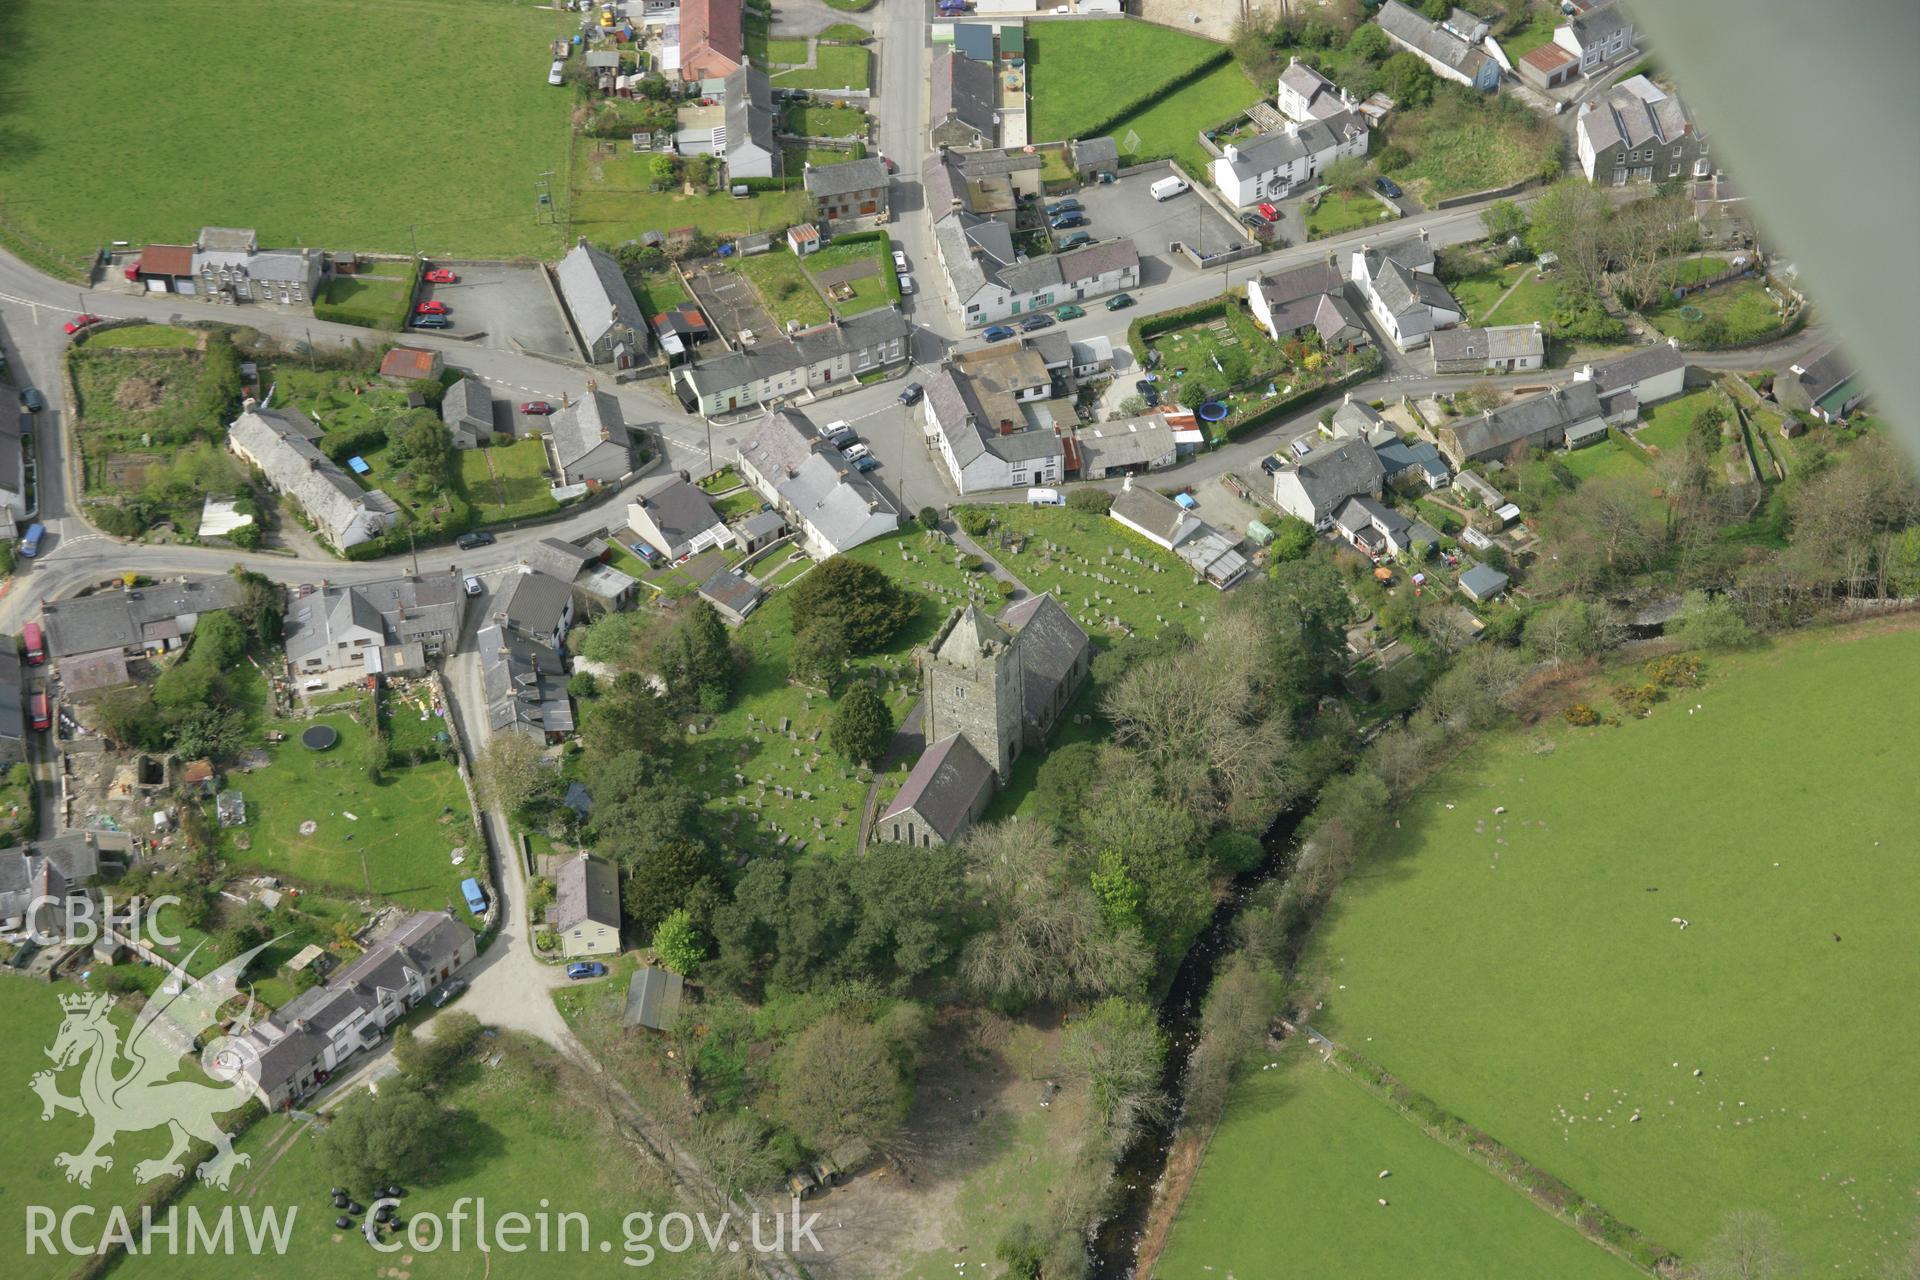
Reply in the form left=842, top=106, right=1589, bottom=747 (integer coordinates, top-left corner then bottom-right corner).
left=457, top=530, right=496, bottom=550
left=1134, top=378, right=1157, bottom=395
left=19, top=387, right=45, bottom=413
left=1141, top=387, right=1161, bottom=407
left=1045, top=198, right=1082, bottom=216
left=1049, top=214, right=1088, bottom=231
left=899, top=381, right=925, bottom=406
left=1375, top=176, right=1403, bottom=199
left=1259, top=455, right=1281, bottom=476
left=1021, top=314, right=1056, bottom=331
left=1239, top=212, right=1266, bottom=230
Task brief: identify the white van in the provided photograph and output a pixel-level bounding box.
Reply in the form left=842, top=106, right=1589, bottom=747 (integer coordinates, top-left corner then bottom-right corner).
left=548, top=59, right=566, bottom=86
left=1150, top=176, right=1190, bottom=201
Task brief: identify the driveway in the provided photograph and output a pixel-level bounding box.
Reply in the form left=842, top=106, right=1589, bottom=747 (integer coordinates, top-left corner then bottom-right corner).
left=417, top=262, right=575, bottom=359
left=1074, top=170, right=1249, bottom=288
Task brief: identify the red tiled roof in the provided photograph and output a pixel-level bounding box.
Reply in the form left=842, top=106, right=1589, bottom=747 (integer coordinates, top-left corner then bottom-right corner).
left=677, top=0, right=743, bottom=81
left=1522, top=42, right=1577, bottom=71
left=138, top=244, right=195, bottom=276
left=379, top=347, right=440, bottom=380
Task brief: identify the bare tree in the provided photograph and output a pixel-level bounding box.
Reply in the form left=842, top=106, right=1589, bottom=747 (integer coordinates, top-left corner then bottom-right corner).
left=476, top=730, right=547, bottom=816
left=1696, top=1209, right=1799, bottom=1280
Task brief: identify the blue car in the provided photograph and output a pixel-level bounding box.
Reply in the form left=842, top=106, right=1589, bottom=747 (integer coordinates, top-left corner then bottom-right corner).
left=982, top=324, right=1017, bottom=342
left=851, top=454, right=880, bottom=473
left=566, top=961, right=608, bottom=980
left=1049, top=214, right=1087, bottom=231
left=1021, top=313, right=1056, bottom=331
left=629, top=541, right=658, bottom=562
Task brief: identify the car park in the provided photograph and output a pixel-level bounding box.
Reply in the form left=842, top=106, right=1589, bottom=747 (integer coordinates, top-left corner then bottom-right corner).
left=899, top=381, right=925, bottom=406
left=566, top=961, right=608, bottom=980
left=982, top=325, right=1017, bottom=342
left=457, top=530, right=496, bottom=550
left=416, top=300, right=449, bottom=315
left=1056, top=304, right=1086, bottom=320
left=519, top=401, right=555, bottom=415
left=1375, top=176, right=1403, bottom=198
left=1021, top=313, right=1056, bottom=331
left=64, top=313, right=102, bottom=335
left=423, top=267, right=458, bottom=284
left=463, top=575, right=484, bottom=597
left=411, top=314, right=451, bottom=329
left=1106, top=293, right=1134, bottom=311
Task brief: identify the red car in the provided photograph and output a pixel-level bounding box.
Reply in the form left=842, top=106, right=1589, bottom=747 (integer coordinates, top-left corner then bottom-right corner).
left=64, top=313, right=102, bottom=335
left=519, top=401, right=555, bottom=416
left=423, top=267, right=459, bottom=284
left=1257, top=202, right=1280, bottom=223
left=416, top=300, right=449, bottom=315
left=881, top=154, right=897, bottom=174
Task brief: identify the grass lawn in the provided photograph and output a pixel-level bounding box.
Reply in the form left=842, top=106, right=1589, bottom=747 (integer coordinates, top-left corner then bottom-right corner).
left=1298, top=625, right=1920, bottom=1271
left=1647, top=278, right=1787, bottom=346
left=570, top=137, right=813, bottom=239
left=733, top=251, right=831, bottom=329
left=1448, top=263, right=1562, bottom=327
left=628, top=268, right=689, bottom=317
left=1027, top=20, right=1226, bottom=144
left=819, top=22, right=869, bottom=41
left=1559, top=434, right=1650, bottom=484
left=804, top=237, right=899, bottom=315
left=1498, top=2, right=1563, bottom=57
left=141, top=1036, right=704, bottom=1280
left=1635, top=388, right=1724, bottom=453
left=1158, top=1045, right=1640, bottom=1279
left=699, top=464, right=742, bottom=493
left=457, top=436, right=560, bottom=524
left=770, top=45, right=870, bottom=90
left=0, top=0, right=574, bottom=269
left=1108, top=61, right=1266, bottom=180
left=1386, top=92, right=1560, bottom=202
left=89, top=323, right=202, bottom=350
left=316, top=270, right=413, bottom=331
left=784, top=103, right=867, bottom=138
left=1146, top=303, right=1290, bottom=393
left=1306, top=189, right=1399, bottom=239
left=221, top=702, right=480, bottom=920
left=1665, top=256, right=1731, bottom=288
left=783, top=145, right=849, bottom=174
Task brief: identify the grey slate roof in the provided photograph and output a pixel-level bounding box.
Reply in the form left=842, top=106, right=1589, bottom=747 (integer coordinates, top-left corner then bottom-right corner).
left=476, top=621, right=574, bottom=738
left=1076, top=415, right=1177, bottom=474
left=735, top=409, right=897, bottom=552
left=525, top=536, right=599, bottom=583
left=1222, top=116, right=1363, bottom=182
left=1375, top=0, right=1491, bottom=79
left=1430, top=323, right=1543, bottom=365
left=441, top=378, right=494, bottom=444
left=0, top=833, right=114, bottom=923
left=1376, top=437, right=1449, bottom=483
left=1567, top=1, right=1631, bottom=48
left=228, top=406, right=399, bottom=549
left=623, top=967, right=686, bottom=1030
left=878, top=732, right=995, bottom=842
left=683, top=307, right=910, bottom=399
left=1256, top=258, right=1347, bottom=334
left=556, top=241, right=648, bottom=357
left=699, top=566, right=764, bottom=619
left=1360, top=250, right=1458, bottom=320
left=1335, top=494, right=1409, bottom=541
left=549, top=390, right=633, bottom=475
left=722, top=64, right=776, bottom=160
left=1288, top=437, right=1386, bottom=510
left=1787, top=345, right=1851, bottom=402
left=925, top=364, right=1063, bottom=471
left=631, top=474, right=725, bottom=549
left=1110, top=482, right=1192, bottom=547
left=1329, top=396, right=1385, bottom=439
left=1581, top=76, right=1691, bottom=153
left=1582, top=340, right=1687, bottom=394
left=492, top=570, right=574, bottom=641
left=553, top=855, right=621, bottom=933
left=282, top=572, right=463, bottom=669
left=1445, top=382, right=1605, bottom=460
left=735, top=509, right=787, bottom=543
left=999, top=592, right=1090, bottom=727
left=42, top=577, right=244, bottom=659
left=804, top=156, right=888, bottom=199
left=997, top=239, right=1139, bottom=297
left=1459, top=563, right=1510, bottom=598
left=931, top=47, right=997, bottom=138
left=0, top=648, right=22, bottom=752
left=1070, top=136, right=1119, bottom=170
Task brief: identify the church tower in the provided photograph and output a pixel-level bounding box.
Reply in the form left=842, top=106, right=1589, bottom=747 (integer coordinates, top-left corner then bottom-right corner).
left=922, top=605, right=1025, bottom=781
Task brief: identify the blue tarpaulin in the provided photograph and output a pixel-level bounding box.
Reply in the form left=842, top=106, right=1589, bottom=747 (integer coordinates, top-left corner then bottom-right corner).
left=347, top=456, right=371, bottom=475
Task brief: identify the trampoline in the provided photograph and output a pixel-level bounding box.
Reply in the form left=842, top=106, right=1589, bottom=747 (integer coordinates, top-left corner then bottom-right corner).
left=1197, top=401, right=1229, bottom=422
left=301, top=724, right=340, bottom=751
left=1677, top=304, right=1705, bottom=322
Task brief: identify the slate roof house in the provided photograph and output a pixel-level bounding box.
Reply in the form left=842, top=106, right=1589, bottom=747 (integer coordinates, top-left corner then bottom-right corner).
left=699, top=567, right=765, bottom=623
left=931, top=218, right=1140, bottom=328
left=1069, top=136, right=1120, bottom=177
left=1333, top=495, right=1440, bottom=559
left=283, top=573, right=465, bottom=675
left=1324, top=393, right=1396, bottom=444
left=182, top=226, right=323, bottom=306
left=1553, top=0, right=1635, bottom=75
left=1277, top=57, right=1357, bottom=123
left=548, top=390, right=636, bottom=486
left=440, top=378, right=495, bottom=449
left=923, top=351, right=1066, bottom=494
left=627, top=474, right=732, bottom=560
left=1436, top=382, right=1608, bottom=466
left=1109, top=478, right=1249, bottom=589
left=1577, top=76, right=1704, bottom=186
left=929, top=46, right=999, bottom=149
left=228, top=403, right=400, bottom=551
left=477, top=620, right=574, bottom=743
left=721, top=65, right=778, bottom=179
left=675, top=307, right=911, bottom=418
left=0, top=416, right=26, bottom=523
left=1271, top=436, right=1387, bottom=527
left=490, top=569, right=576, bottom=652
left=735, top=409, right=897, bottom=556
left=878, top=733, right=996, bottom=849
left=1776, top=346, right=1866, bottom=425
left=556, top=240, right=649, bottom=368
left=1212, top=114, right=1369, bottom=208
left=804, top=156, right=890, bottom=225
left=1570, top=337, right=1690, bottom=422
left=1374, top=0, right=1499, bottom=91
left=1458, top=562, right=1510, bottom=602
left=550, top=853, right=620, bottom=957
left=1351, top=238, right=1462, bottom=351
left=1376, top=437, right=1451, bottom=491
left=1077, top=415, right=1179, bottom=479
left=41, top=576, right=244, bottom=693
left=0, top=832, right=128, bottom=940
left=0, top=647, right=24, bottom=766
left=1430, top=323, right=1544, bottom=374
left=1246, top=258, right=1370, bottom=350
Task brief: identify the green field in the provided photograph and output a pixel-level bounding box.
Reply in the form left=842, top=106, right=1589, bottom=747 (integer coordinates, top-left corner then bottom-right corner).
left=1449, top=263, right=1562, bottom=327
left=1107, top=62, right=1266, bottom=181
left=1635, top=388, right=1724, bottom=453
left=770, top=44, right=870, bottom=90
left=0, top=0, right=575, bottom=268
left=136, top=1035, right=702, bottom=1280
left=1559, top=433, right=1650, bottom=484
left=1157, top=1046, right=1640, bottom=1279
left=1306, top=189, right=1399, bottom=239
left=457, top=436, right=561, bottom=524
left=570, top=136, right=814, bottom=240
left=1027, top=20, right=1226, bottom=145
left=1498, top=2, right=1562, bottom=57
left=1385, top=93, right=1560, bottom=201
left=784, top=103, right=867, bottom=138
left=220, top=703, right=480, bottom=918
left=314, top=260, right=418, bottom=332
left=1647, top=278, right=1788, bottom=346
left=88, top=323, right=202, bottom=350
left=1295, top=627, right=1920, bottom=1271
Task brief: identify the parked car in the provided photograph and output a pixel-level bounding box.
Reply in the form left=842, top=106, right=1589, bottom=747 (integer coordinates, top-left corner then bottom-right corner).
left=1021, top=313, right=1056, bottom=331
left=519, top=401, right=556, bottom=415
left=1056, top=231, right=1092, bottom=251
left=851, top=454, right=880, bottom=473
left=416, top=300, right=449, bottom=315
left=1105, top=293, right=1135, bottom=311
left=411, top=314, right=451, bottom=329
left=982, top=325, right=1017, bottom=342
left=899, top=381, right=925, bottom=406
left=18, top=387, right=45, bottom=413
left=1239, top=212, right=1266, bottom=230
left=1290, top=436, right=1314, bottom=458
left=463, top=575, right=484, bottom=597
left=423, top=267, right=459, bottom=284
left=548, top=59, right=566, bottom=86
left=1375, top=176, right=1403, bottom=199
left=1259, top=455, right=1281, bottom=475
left=1134, top=378, right=1158, bottom=395
left=1056, top=304, right=1086, bottom=320
left=843, top=441, right=872, bottom=462
left=898, top=273, right=915, bottom=295
left=881, top=154, right=897, bottom=174
left=566, top=961, right=608, bottom=980
left=892, top=249, right=909, bottom=272
left=825, top=420, right=858, bottom=448
left=1049, top=213, right=1087, bottom=231
left=1045, top=198, right=1082, bottom=216
left=1258, top=201, right=1280, bottom=222
left=630, top=540, right=658, bottom=562
left=64, top=313, right=102, bottom=335
left=457, top=531, right=496, bottom=550
left=1141, top=387, right=1161, bottom=407
left=433, top=979, right=469, bottom=1008
left=1094, top=170, right=1117, bottom=184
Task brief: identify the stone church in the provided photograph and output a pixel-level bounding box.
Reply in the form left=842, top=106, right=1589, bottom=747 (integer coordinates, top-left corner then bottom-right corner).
left=878, top=593, right=1092, bottom=849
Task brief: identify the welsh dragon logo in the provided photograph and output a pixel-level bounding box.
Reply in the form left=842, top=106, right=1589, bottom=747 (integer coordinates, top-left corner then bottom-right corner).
left=30, top=940, right=274, bottom=1190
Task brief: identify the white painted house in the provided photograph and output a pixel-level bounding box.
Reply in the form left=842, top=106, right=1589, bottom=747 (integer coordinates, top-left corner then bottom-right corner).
left=1211, top=114, right=1369, bottom=209
left=1351, top=238, right=1462, bottom=351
